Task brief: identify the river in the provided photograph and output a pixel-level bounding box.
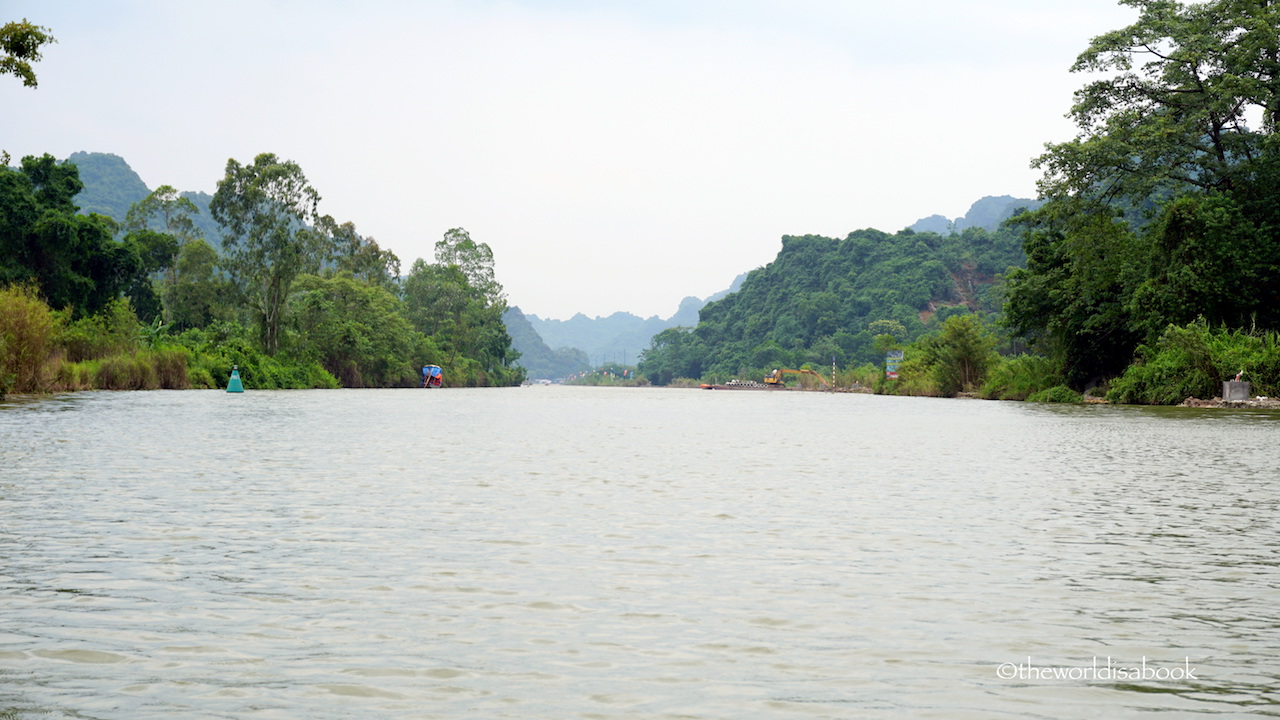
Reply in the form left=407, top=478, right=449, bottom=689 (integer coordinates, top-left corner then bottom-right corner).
left=1, top=387, right=1277, bottom=719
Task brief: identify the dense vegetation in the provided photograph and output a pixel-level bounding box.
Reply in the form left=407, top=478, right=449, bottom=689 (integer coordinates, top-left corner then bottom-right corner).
left=1, top=152, right=523, bottom=397
left=66, top=152, right=151, bottom=220
left=640, top=0, right=1280, bottom=405
left=1003, top=0, right=1280, bottom=400
left=637, top=224, right=1026, bottom=386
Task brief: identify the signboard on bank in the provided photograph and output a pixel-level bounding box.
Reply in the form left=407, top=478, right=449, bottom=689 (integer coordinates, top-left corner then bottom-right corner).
left=885, top=350, right=903, bottom=380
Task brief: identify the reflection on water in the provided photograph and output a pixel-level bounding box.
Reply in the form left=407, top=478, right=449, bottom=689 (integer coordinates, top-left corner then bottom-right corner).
left=1, top=388, right=1278, bottom=719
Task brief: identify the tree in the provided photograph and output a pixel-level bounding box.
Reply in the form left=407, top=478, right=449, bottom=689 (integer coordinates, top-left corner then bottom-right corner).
left=435, top=227, right=503, bottom=306
left=1035, top=0, right=1280, bottom=203
left=164, top=238, right=232, bottom=331
left=638, top=327, right=705, bottom=385
left=867, top=319, right=906, bottom=338
left=929, top=315, right=998, bottom=396
left=401, top=257, right=522, bottom=386
left=125, top=185, right=202, bottom=245
left=120, top=229, right=176, bottom=322
left=121, top=187, right=196, bottom=322
left=0, top=155, right=139, bottom=317
left=1, top=19, right=55, bottom=88
left=210, top=153, right=326, bottom=355
left=1006, top=0, right=1280, bottom=388
left=319, top=216, right=401, bottom=290
left=290, top=274, right=417, bottom=387
left=1127, top=192, right=1271, bottom=338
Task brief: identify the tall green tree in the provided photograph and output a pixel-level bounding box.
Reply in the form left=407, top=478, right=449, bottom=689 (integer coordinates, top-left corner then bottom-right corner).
left=435, top=227, right=503, bottom=306
left=402, top=256, right=521, bottom=386
left=927, top=314, right=999, bottom=396
left=1007, top=0, right=1280, bottom=387
left=210, top=153, right=326, bottom=355
left=1003, top=199, right=1146, bottom=387
left=1, top=19, right=55, bottom=88
left=0, top=155, right=139, bottom=317
left=318, top=216, right=401, bottom=290
left=124, top=185, right=202, bottom=246
left=163, top=238, right=232, bottom=331
left=1036, top=0, right=1280, bottom=203
left=638, top=327, right=705, bottom=385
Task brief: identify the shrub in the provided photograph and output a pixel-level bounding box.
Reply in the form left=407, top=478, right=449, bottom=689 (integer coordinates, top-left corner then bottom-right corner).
left=187, top=365, right=216, bottom=389
left=980, top=354, right=1062, bottom=400
left=1107, top=321, right=1218, bottom=404
left=880, top=353, right=941, bottom=396
left=1107, top=321, right=1280, bottom=404
left=56, top=298, right=140, bottom=362
left=1026, top=385, right=1083, bottom=403
left=95, top=354, right=159, bottom=390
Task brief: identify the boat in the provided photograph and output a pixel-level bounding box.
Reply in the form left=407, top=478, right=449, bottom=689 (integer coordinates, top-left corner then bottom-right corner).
left=422, top=365, right=443, bottom=388
left=700, top=379, right=780, bottom=390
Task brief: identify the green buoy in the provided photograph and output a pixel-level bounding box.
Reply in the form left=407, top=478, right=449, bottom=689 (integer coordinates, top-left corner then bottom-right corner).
left=226, top=365, right=244, bottom=393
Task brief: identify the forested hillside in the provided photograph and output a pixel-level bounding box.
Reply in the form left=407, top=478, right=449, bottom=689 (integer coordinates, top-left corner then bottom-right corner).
left=66, top=152, right=150, bottom=219
left=638, top=224, right=1025, bottom=384
left=641, top=0, right=1280, bottom=405
left=503, top=306, right=590, bottom=379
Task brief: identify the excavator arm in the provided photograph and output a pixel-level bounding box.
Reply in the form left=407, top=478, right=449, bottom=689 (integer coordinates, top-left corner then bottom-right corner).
left=764, top=368, right=830, bottom=387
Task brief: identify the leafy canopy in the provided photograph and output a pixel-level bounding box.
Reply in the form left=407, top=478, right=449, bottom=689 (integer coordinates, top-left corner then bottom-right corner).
left=1007, top=0, right=1280, bottom=389
left=1, top=19, right=55, bottom=88
left=210, top=153, right=326, bottom=355
left=1036, top=0, right=1280, bottom=203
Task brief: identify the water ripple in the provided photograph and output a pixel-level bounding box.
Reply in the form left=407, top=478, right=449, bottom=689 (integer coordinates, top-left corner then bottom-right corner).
left=1, top=388, right=1278, bottom=718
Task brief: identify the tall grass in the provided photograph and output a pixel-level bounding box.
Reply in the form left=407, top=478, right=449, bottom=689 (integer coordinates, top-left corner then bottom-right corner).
left=57, top=298, right=141, bottom=362
left=0, top=284, right=57, bottom=395
left=979, top=354, right=1062, bottom=400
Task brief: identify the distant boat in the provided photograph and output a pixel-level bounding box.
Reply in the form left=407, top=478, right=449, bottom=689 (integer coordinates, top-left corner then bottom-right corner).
left=423, top=365, right=443, bottom=388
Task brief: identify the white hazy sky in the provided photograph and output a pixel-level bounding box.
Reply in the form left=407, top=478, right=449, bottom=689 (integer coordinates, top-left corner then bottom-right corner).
left=3, top=0, right=1135, bottom=320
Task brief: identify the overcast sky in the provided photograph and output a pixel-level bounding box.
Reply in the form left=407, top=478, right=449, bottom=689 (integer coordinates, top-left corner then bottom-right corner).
left=3, top=0, right=1136, bottom=319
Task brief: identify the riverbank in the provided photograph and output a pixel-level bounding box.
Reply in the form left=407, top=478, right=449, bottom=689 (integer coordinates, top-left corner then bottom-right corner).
left=1181, top=396, right=1280, bottom=409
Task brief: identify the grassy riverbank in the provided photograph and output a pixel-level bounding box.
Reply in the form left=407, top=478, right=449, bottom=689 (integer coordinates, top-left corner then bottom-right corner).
left=1, top=285, right=340, bottom=397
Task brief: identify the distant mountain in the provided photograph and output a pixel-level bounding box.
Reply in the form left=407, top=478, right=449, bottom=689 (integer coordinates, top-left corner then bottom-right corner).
left=909, top=195, right=1043, bottom=234
left=503, top=306, right=590, bottom=380
left=179, top=191, right=221, bottom=249
left=66, top=152, right=150, bottom=220
left=525, top=273, right=747, bottom=367
left=65, top=152, right=223, bottom=247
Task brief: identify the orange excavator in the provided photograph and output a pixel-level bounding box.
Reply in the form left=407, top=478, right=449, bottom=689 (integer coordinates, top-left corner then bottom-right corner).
left=763, top=368, right=830, bottom=388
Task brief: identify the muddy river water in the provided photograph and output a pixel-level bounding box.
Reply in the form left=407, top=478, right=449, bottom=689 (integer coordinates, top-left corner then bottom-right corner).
left=1, top=387, right=1277, bottom=718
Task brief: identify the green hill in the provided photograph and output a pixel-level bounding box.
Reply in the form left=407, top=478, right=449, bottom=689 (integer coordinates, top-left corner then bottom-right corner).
left=637, top=225, right=1026, bottom=384
left=503, top=306, right=590, bottom=380
left=64, top=152, right=220, bottom=248
left=66, top=151, right=150, bottom=220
